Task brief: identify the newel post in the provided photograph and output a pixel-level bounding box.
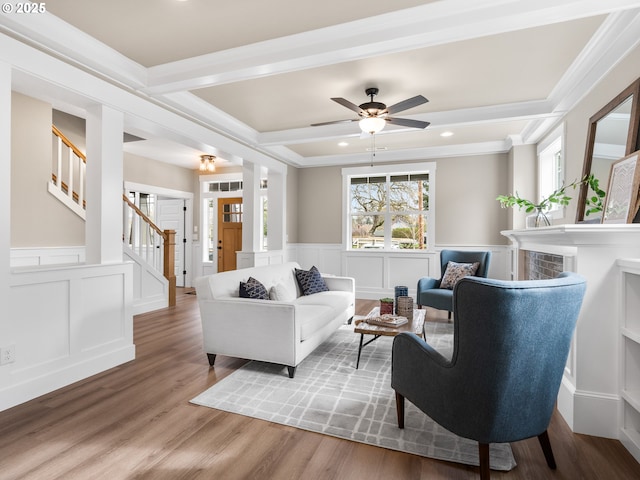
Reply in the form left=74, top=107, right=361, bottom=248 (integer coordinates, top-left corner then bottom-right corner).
left=163, top=229, right=176, bottom=307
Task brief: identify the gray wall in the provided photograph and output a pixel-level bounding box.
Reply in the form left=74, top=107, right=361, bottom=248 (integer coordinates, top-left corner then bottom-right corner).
left=294, top=153, right=511, bottom=246
left=11, top=93, right=86, bottom=247
left=12, top=102, right=199, bottom=248
left=296, top=166, right=343, bottom=243
left=124, top=152, right=196, bottom=194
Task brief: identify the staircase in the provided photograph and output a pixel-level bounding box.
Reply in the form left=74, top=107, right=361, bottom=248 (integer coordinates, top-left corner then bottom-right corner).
left=49, top=125, right=86, bottom=219
left=49, top=125, right=176, bottom=309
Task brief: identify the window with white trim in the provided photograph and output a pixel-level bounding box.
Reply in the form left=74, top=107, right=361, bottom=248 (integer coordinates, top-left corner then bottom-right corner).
left=343, top=163, right=435, bottom=250
left=537, top=125, right=564, bottom=217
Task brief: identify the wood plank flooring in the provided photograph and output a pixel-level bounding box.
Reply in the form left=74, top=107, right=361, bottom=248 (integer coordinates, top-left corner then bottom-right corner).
left=1, top=290, right=639, bottom=479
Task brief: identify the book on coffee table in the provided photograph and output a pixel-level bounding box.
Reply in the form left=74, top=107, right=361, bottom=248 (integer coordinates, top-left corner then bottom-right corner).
left=365, top=314, right=408, bottom=327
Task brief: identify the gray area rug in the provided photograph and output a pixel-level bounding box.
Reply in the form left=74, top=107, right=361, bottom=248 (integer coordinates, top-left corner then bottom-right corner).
left=191, top=322, right=516, bottom=471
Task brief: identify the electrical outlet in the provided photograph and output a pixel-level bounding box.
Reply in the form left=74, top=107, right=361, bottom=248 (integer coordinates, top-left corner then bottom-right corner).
left=0, top=345, right=16, bottom=365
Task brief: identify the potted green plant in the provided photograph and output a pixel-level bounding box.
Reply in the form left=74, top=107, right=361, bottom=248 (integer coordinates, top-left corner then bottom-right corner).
left=379, top=297, right=394, bottom=315
left=497, top=174, right=605, bottom=227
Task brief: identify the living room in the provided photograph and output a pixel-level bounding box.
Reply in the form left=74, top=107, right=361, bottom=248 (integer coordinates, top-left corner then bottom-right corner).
left=3, top=1, right=640, bottom=478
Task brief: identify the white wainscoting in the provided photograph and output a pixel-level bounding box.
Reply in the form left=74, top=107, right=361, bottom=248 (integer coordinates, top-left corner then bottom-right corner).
left=287, top=244, right=511, bottom=299
left=2, top=262, right=135, bottom=412
left=11, top=247, right=170, bottom=315
left=124, top=247, right=168, bottom=315
left=237, top=250, right=286, bottom=269
left=10, top=246, right=85, bottom=267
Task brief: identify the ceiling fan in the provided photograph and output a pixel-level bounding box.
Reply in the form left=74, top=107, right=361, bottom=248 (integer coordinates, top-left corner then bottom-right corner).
left=311, top=87, right=430, bottom=134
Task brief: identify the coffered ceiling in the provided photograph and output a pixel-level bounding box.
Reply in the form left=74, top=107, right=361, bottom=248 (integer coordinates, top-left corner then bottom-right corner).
left=4, top=0, right=640, bottom=169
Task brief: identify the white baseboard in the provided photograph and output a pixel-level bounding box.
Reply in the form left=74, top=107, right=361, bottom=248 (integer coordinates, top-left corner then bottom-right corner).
left=558, top=378, right=619, bottom=439
left=0, top=345, right=135, bottom=412
left=133, top=295, right=168, bottom=315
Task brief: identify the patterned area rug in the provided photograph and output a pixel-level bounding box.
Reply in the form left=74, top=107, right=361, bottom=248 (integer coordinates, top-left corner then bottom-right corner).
left=191, top=323, right=516, bottom=471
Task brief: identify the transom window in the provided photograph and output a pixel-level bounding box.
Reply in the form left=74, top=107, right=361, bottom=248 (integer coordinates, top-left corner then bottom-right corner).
left=343, top=163, right=435, bottom=251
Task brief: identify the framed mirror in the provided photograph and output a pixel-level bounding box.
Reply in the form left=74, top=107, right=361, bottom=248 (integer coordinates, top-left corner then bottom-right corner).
left=576, top=78, right=640, bottom=222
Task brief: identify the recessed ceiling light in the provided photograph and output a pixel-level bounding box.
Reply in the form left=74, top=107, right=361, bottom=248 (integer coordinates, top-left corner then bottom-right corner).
left=440, top=131, right=454, bottom=137
left=338, top=141, right=349, bottom=147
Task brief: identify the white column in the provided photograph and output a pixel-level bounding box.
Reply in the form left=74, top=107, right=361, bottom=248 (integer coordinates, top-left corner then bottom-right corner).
left=0, top=62, right=11, bottom=324
left=85, top=105, right=124, bottom=264
left=241, top=160, right=262, bottom=254
left=267, top=169, right=286, bottom=252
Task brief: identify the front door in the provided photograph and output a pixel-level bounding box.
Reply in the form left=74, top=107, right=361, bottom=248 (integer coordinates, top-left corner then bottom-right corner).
left=217, top=197, right=243, bottom=272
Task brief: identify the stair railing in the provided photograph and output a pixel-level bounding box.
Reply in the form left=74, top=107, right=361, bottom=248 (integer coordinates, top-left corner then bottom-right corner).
left=51, top=125, right=86, bottom=214
left=123, top=194, right=176, bottom=306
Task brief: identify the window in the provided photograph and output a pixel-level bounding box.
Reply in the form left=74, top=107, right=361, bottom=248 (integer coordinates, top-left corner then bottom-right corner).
left=343, top=163, right=435, bottom=250
left=538, top=125, right=564, bottom=217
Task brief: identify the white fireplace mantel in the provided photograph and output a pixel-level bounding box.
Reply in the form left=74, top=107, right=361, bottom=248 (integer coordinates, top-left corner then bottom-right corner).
left=502, top=224, right=640, bottom=440
left=503, top=224, right=640, bottom=249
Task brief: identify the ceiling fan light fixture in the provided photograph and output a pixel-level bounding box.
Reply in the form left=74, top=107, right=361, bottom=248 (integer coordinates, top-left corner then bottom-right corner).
left=200, top=154, right=216, bottom=172
left=359, top=116, right=386, bottom=134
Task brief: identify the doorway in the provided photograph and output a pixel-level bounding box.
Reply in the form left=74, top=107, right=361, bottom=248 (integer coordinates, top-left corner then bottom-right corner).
left=217, top=197, right=243, bottom=272
left=157, top=197, right=186, bottom=287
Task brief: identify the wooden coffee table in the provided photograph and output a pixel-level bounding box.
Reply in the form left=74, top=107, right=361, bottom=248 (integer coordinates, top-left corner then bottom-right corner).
left=353, top=307, right=426, bottom=369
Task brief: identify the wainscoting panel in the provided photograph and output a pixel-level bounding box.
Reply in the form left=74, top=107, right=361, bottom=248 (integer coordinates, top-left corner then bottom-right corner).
left=387, top=255, right=433, bottom=293
left=291, top=244, right=343, bottom=275
left=2, top=263, right=135, bottom=412
left=288, top=244, right=511, bottom=299
left=79, top=274, right=126, bottom=352
left=344, top=254, right=386, bottom=291
left=10, top=246, right=85, bottom=267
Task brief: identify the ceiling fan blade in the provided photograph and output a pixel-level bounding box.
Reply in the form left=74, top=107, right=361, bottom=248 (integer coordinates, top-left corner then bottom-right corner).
left=386, top=117, right=430, bottom=129
left=331, top=97, right=366, bottom=115
left=385, top=95, right=428, bottom=115
left=310, top=119, right=358, bottom=127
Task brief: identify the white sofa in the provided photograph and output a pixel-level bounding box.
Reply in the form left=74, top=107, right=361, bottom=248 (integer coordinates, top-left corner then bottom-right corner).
left=194, top=262, right=355, bottom=377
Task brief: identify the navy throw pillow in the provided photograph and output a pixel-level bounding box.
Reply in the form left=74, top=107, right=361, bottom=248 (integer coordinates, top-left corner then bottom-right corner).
left=239, top=276, right=269, bottom=300
left=295, top=266, right=329, bottom=296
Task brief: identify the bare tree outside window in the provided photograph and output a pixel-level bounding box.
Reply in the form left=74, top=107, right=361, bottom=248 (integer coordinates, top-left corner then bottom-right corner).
left=350, top=173, right=429, bottom=249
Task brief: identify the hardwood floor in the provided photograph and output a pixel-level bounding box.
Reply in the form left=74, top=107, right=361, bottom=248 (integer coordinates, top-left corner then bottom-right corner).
left=1, top=290, right=639, bottom=479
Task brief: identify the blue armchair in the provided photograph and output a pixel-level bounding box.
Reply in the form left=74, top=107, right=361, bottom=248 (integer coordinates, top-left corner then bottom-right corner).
left=392, top=273, right=586, bottom=480
left=417, top=249, right=491, bottom=318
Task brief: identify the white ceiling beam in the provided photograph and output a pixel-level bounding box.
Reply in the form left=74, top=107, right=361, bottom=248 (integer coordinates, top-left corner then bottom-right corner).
left=259, top=101, right=555, bottom=146
left=0, top=1, right=147, bottom=89
left=144, top=0, right=640, bottom=95
left=296, top=140, right=512, bottom=168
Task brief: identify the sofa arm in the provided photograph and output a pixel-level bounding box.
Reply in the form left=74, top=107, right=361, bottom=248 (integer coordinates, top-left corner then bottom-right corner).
left=197, top=297, right=300, bottom=366
left=322, top=275, right=355, bottom=294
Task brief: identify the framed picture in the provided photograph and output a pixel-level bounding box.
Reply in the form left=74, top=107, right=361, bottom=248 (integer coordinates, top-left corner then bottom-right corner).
left=602, top=151, right=640, bottom=223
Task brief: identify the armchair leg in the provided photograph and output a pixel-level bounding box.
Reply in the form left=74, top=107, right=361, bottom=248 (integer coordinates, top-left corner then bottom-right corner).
left=537, top=430, right=557, bottom=469
left=287, top=366, right=296, bottom=378
left=206, top=353, right=216, bottom=366
left=395, top=392, right=405, bottom=429
left=478, top=443, right=491, bottom=480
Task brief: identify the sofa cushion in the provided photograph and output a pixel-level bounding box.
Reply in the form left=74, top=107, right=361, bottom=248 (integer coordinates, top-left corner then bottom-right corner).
left=239, top=277, right=270, bottom=300
left=296, top=304, right=335, bottom=341
left=295, top=266, right=329, bottom=295
left=269, top=281, right=297, bottom=302
left=439, top=261, right=479, bottom=289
